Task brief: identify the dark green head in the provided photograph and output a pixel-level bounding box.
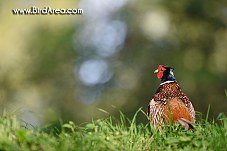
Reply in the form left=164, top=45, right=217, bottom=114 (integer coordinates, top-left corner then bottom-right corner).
left=154, top=65, right=176, bottom=83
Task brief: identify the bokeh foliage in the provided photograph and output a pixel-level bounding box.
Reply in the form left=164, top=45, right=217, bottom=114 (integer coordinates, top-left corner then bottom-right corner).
left=0, top=0, right=227, bottom=125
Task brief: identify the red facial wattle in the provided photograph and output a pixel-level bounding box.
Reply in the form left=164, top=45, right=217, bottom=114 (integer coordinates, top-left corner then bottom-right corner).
left=157, top=72, right=163, bottom=79
left=156, top=65, right=166, bottom=79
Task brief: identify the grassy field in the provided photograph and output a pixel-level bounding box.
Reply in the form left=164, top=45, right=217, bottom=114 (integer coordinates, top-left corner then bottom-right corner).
left=0, top=109, right=227, bottom=151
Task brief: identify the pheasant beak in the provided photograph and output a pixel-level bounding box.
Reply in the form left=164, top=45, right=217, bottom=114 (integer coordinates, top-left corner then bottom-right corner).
left=154, top=69, right=158, bottom=73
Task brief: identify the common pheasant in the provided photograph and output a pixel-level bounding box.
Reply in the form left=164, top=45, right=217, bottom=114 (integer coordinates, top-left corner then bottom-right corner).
left=147, top=65, right=195, bottom=130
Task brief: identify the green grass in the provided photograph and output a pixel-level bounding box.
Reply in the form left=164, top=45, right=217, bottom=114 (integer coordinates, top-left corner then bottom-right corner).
left=0, top=109, right=227, bottom=151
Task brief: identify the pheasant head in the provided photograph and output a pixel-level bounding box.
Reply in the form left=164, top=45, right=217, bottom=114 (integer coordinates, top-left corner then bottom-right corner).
left=154, top=65, right=176, bottom=83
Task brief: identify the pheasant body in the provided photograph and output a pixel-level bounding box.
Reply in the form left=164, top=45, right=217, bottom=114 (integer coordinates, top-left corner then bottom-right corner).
left=147, top=65, right=195, bottom=129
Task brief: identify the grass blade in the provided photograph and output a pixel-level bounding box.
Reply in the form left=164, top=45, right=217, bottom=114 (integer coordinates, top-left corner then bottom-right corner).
left=205, top=104, right=210, bottom=122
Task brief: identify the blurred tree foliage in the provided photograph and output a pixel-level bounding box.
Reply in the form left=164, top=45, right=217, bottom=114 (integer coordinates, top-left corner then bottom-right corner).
left=0, top=0, right=227, bottom=125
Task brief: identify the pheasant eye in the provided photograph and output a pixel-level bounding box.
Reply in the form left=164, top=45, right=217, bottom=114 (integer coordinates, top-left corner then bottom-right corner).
left=160, top=67, right=166, bottom=72
left=158, top=65, right=166, bottom=72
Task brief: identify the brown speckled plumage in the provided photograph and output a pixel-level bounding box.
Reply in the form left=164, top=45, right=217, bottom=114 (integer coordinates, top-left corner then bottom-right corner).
left=147, top=65, right=195, bottom=129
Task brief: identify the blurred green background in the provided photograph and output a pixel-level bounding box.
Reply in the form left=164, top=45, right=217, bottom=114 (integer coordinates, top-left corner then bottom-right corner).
left=0, top=0, right=227, bottom=126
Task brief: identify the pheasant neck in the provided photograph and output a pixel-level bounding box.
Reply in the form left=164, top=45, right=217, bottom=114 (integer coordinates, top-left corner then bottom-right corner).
left=160, top=74, right=176, bottom=84
left=160, top=80, right=176, bottom=85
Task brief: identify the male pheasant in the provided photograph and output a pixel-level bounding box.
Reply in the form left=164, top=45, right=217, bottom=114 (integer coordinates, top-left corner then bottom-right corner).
left=147, top=65, right=195, bottom=130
